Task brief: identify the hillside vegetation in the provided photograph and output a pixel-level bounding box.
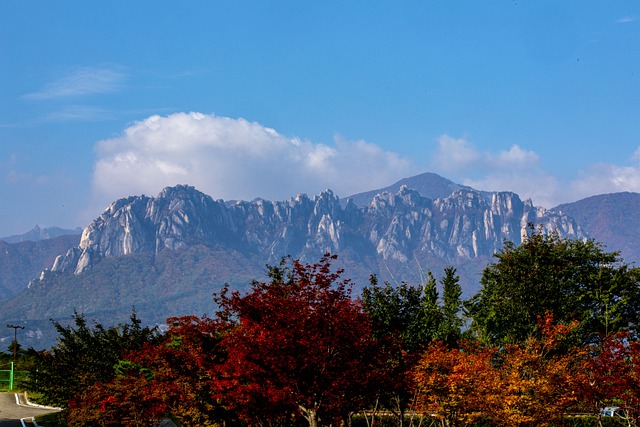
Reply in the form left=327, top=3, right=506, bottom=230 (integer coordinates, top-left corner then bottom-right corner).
left=18, top=227, right=640, bottom=427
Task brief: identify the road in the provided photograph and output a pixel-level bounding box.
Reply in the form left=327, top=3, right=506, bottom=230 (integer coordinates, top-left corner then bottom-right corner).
left=0, top=393, right=59, bottom=427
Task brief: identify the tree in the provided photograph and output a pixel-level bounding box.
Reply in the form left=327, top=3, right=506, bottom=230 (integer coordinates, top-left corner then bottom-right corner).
left=410, top=271, right=443, bottom=346
left=466, top=224, right=640, bottom=345
left=29, top=310, right=159, bottom=409
left=412, top=340, right=497, bottom=427
left=6, top=340, right=22, bottom=361
left=67, top=373, right=167, bottom=427
left=412, top=314, right=583, bottom=427
left=362, top=268, right=464, bottom=427
left=488, top=314, right=583, bottom=427
left=361, top=273, right=439, bottom=427
left=438, top=267, right=463, bottom=346
left=576, top=332, right=640, bottom=427
left=67, top=315, right=228, bottom=427
left=362, top=274, right=440, bottom=353
left=127, top=315, right=229, bottom=426
left=216, top=254, right=384, bottom=427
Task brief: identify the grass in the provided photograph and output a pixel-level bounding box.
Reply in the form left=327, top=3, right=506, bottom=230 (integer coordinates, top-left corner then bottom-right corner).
left=35, top=411, right=67, bottom=427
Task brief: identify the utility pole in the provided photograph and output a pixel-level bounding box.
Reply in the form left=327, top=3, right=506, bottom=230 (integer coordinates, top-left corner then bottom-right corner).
left=6, top=324, right=24, bottom=364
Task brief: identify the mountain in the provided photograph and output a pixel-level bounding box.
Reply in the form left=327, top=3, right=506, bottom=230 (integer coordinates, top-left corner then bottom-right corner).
left=46, top=184, right=581, bottom=282
left=1, top=225, right=82, bottom=243
left=552, top=192, right=640, bottom=265
left=0, top=180, right=585, bottom=349
left=344, top=172, right=490, bottom=207
left=0, top=234, right=81, bottom=300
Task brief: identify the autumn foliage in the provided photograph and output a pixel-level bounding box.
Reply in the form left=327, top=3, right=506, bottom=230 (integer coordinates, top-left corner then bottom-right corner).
left=412, top=340, right=496, bottom=427
left=67, top=315, right=227, bottom=426
left=575, top=332, right=640, bottom=426
left=27, top=250, right=640, bottom=427
left=412, top=314, right=585, bottom=427
left=215, top=254, right=385, bottom=427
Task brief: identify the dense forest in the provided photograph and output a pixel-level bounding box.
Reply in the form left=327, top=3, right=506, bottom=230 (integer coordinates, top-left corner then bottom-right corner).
left=10, top=226, right=640, bottom=427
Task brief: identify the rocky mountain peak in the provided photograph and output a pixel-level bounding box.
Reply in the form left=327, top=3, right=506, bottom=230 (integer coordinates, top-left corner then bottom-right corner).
left=44, top=183, right=585, bottom=290
left=6, top=175, right=639, bottom=351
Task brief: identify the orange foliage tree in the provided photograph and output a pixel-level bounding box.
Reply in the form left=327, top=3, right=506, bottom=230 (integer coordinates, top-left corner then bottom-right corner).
left=412, top=314, right=583, bottom=427
left=488, top=314, right=583, bottom=427
left=412, top=340, right=497, bottom=427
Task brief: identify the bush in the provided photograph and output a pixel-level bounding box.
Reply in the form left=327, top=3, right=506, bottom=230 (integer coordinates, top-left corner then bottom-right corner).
left=349, top=414, right=626, bottom=427
left=35, top=411, right=67, bottom=427
left=561, top=416, right=625, bottom=427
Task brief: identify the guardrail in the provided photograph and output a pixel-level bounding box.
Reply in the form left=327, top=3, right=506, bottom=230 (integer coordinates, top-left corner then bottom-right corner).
left=0, top=363, right=30, bottom=391
left=0, top=362, right=15, bottom=390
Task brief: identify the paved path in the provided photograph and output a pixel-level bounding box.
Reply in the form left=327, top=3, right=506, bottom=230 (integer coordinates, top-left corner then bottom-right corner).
left=0, top=393, right=59, bottom=427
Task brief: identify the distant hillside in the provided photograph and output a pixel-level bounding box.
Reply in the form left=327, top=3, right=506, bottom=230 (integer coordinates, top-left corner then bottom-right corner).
left=1, top=225, right=82, bottom=243
left=344, top=172, right=490, bottom=207
left=0, top=180, right=585, bottom=349
left=0, top=234, right=81, bottom=301
left=7, top=246, right=263, bottom=323
left=552, top=192, right=640, bottom=265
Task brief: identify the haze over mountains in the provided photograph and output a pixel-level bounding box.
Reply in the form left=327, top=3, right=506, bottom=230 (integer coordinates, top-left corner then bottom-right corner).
left=1, top=172, right=638, bottom=349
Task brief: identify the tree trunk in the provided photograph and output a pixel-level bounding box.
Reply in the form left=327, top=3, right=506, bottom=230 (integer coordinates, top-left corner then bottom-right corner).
left=396, top=395, right=404, bottom=427
left=308, top=409, right=319, bottom=427
left=300, top=405, right=319, bottom=427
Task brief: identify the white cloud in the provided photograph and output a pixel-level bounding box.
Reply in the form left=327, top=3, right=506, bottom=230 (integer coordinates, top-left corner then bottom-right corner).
left=570, top=163, right=640, bottom=199
left=616, top=16, right=638, bottom=24
left=90, top=112, right=415, bottom=212
left=24, top=65, right=125, bottom=100
left=431, top=134, right=565, bottom=207
left=89, top=121, right=640, bottom=219
left=496, top=145, right=539, bottom=165
left=433, top=135, right=479, bottom=171
left=43, top=105, right=114, bottom=122
left=431, top=134, right=640, bottom=208
left=434, top=135, right=540, bottom=173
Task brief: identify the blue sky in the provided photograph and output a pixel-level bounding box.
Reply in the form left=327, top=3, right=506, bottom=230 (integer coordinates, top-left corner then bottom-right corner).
left=1, top=1, right=639, bottom=237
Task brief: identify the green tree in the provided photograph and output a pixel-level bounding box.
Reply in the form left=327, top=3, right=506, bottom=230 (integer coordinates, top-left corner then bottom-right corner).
left=362, top=269, right=463, bottom=427
left=6, top=340, right=22, bottom=360
left=29, top=310, right=159, bottom=408
left=438, top=267, right=463, bottom=345
left=362, top=272, right=442, bottom=353
left=410, top=271, right=442, bottom=345
left=466, top=224, right=640, bottom=346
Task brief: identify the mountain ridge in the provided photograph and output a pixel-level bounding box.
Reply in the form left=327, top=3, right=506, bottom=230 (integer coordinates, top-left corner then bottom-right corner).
left=45, top=183, right=583, bottom=279
left=0, top=234, right=80, bottom=300
left=551, top=191, right=640, bottom=265
left=2, top=172, right=637, bottom=349
left=1, top=225, right=82, bottom=244
left=343, top=172, right=491, bottom=207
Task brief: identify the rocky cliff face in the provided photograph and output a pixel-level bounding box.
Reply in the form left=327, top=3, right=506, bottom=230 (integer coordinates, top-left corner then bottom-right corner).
left=6, top=183, right=588, bottom=350
left=47, top=184, right=585, bottom=280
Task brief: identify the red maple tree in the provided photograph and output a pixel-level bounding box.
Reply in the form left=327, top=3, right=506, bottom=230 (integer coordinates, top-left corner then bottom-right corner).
left=67, top=315, right=227, bottom=427
left=577, top=332, right=640, bottom=426
left=215, top=254, right=385, bottom=427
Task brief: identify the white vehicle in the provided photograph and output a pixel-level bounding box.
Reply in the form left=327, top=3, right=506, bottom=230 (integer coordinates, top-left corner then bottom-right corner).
left=601, top=406, right=623, bottom=417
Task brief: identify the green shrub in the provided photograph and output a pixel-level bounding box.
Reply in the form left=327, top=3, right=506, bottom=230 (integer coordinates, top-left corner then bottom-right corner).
left=350, top=414, right=399, bottom=427
left=34, top=411, right=67, bottom=427
left=349, top=414, right=627, bottom=427
left=561, top=416, right=625, bottom=427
